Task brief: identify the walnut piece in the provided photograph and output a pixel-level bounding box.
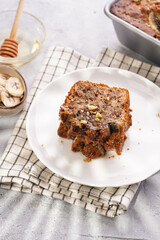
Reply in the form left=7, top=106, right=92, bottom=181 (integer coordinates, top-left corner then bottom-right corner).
left=86, top=104, right=98, bottom=111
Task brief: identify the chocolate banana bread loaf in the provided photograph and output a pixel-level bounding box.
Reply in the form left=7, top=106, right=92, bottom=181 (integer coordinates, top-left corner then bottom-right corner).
left=110, top=0, right=160, bottom=40
left=57, top=81, right=132, bottom=159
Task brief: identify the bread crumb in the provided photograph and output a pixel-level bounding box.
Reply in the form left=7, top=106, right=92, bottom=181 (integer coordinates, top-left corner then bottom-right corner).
left=60, top=140, right=63, bottom=144
left=158, top=113, right=160, bottom=117
left=109, top=155, right=115, bottom=159
left=84, top=158, right=92, bottom=162
left=41, top=144, right=43, bottom=147
left=127, top=148, right=130, bottom=151
left=139, top=128, right=141, bottom=131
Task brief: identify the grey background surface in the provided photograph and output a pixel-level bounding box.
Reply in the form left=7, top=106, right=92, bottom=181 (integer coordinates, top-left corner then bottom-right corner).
left=0, top=0, right=160, bottom=240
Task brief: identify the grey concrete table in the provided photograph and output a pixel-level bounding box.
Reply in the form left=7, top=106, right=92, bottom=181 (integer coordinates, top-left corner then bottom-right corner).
left=0, top=0, right=160, bottom=240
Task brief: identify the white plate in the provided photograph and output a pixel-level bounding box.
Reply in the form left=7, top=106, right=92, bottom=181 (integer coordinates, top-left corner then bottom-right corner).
left=26, top=67, right=160, bottom=187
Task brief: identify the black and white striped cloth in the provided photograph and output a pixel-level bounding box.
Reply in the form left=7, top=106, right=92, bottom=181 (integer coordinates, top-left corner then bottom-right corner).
left=0, top=47, right=160, bottom=217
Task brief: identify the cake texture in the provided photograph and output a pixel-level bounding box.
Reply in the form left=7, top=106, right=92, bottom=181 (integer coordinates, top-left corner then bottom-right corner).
left=110, top=0, right=160, bottom=40
left=57, top=81, right=132, bottom=159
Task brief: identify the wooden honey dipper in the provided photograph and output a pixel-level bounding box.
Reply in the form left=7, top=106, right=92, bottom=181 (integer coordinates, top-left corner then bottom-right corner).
left=0, top=0, right=25, bottom=58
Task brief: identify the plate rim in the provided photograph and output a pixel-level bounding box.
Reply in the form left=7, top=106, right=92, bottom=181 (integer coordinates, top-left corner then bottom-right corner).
left=26, top=67, right=160, bottom=187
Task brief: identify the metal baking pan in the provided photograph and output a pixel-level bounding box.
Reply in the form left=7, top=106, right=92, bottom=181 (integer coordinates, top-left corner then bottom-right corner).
left=104, top=0, right=160, bottom=66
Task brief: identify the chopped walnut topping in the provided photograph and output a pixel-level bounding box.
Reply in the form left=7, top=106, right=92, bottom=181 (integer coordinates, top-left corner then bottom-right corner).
left=86, top=104, right=98, bottom=111
left=86, top=116, right=89, bottom=120
left=81, top=120, right=87, bottom=124
left=61, top=106, right=69, bottom=111
left=111, top=101, right=117, bottom=107
left=146, top=23, right=150, bottom=27
left=96, top=112, right=102, bottom=118
left=90, top=111, right=97, bottom=115
left=87, top=111, right=90, bottom=116
left=95, top=117, right=100, bottom=122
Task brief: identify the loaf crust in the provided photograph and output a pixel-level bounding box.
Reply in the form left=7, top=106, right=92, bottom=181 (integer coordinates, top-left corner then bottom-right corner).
left=57, top=81, right=132, bottom=159
left=110, top=0, right=160, bottom=40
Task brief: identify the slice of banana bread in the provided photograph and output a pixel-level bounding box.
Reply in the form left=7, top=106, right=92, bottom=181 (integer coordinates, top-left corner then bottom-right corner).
left=57, top=81, right=132, bottom=159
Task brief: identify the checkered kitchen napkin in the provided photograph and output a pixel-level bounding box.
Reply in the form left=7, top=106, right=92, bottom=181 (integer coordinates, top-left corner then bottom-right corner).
left=0, top=47, right=160, bottom=218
